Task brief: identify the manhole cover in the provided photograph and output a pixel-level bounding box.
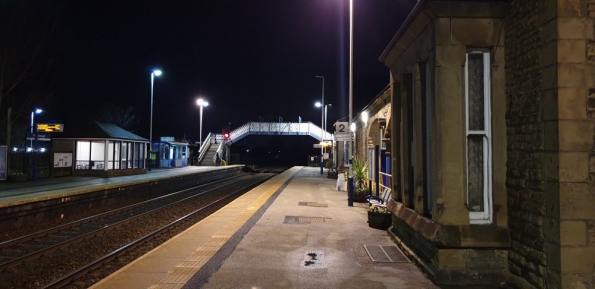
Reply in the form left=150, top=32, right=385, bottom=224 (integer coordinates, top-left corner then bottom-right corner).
left=283, top=216, right=330, bottom=224
left=298, top=202, right=328, bottom=207
left=364, top=245, right=409, bottom=263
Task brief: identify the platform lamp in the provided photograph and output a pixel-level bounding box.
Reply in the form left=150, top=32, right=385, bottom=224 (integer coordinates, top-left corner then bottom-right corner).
left=31, top=108, right=42, bottom=182
left=29, top=108, right=43, bottom=150
left=324, top=103, right=332, bottom=159
left=347, top=0, right=354, bottom=207
left=315, top=75, right=324, bottom=175
left=149, top=69, right=162, bottom=171
left=196, top=98, right=209, bottom=149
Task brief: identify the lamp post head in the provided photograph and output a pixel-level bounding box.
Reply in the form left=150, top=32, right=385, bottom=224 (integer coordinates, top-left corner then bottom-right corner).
left=152, top=69, right=162, bottom=76
left=34, top=108, right=43, bottom=114
left=361, top=111, right=368, bottom=125
left=315, top=102, right=322, bottom=108
left=196, top=98, right=209, bottom=107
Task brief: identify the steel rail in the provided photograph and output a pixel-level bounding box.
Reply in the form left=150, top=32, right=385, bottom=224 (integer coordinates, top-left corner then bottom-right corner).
left=42, top=175, right=270, bottom=289
left=0, top=175, right=251, bottom=271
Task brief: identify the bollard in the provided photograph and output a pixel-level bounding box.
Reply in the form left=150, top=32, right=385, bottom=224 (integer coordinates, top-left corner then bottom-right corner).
left=347, top=176, right=354, bottom=207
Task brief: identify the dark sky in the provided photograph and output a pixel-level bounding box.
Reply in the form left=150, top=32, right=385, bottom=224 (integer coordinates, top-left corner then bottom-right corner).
left=46, top=1, right=409, bottom=142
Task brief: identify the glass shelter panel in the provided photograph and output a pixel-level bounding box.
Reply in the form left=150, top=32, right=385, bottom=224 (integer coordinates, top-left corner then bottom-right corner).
left=91, top=141, right=105, bottom=170
left=121, top=142, right=128, bottom=169
left=108, top=141, right=121, bottom=170
left=76, top=141, right=91, bottom=169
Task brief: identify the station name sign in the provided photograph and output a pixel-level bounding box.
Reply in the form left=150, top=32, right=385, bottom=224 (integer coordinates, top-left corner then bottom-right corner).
left=37, top=123, right=64, bottom=132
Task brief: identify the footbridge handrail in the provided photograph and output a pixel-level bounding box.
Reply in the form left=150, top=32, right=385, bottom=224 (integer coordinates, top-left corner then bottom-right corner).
left=215, top=122, right=333, bottom=143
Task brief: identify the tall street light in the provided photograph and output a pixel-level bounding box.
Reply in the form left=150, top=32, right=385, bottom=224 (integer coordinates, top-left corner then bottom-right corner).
left=29, top=108, right=42, bottom=149
left=316, top=102, right=333, bottom=149
left=347, top=0, right=354, bottom=206
left=31, top=108, right=42, bottom=182
left=315, top=101, right=324, bottom=175
left=149, top=69, right=161, bottom=171
left=315, top=75, right=324, bottom=175
left=324, top=103, right=332, bottom=136
left=196, top=98, right=209, bottom=150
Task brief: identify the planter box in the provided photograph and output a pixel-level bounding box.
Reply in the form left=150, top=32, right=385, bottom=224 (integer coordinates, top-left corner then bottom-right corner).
left=353, top=193, right=368, bottom=203
left=368, top=211, right=391, bottom=230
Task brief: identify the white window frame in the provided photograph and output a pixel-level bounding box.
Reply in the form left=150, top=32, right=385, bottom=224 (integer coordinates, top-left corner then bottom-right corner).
left=464, top=51, right=493, bottom=224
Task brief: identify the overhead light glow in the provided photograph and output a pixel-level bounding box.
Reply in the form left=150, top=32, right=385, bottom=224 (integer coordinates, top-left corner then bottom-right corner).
left=361, top=111, right=368, bottom=125
left=196, top=98, right=209, bottom=107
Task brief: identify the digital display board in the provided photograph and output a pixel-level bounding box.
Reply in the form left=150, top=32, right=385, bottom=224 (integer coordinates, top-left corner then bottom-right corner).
left=37, top=123, right=64, bottom=132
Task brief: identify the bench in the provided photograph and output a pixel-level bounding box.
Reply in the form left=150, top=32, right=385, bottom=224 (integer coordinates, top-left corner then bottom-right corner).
left=366, top=187, right=391, bottom=207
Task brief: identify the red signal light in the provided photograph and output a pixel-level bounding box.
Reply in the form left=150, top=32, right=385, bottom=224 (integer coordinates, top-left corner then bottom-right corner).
left=224, top=133, right=230, bottom=139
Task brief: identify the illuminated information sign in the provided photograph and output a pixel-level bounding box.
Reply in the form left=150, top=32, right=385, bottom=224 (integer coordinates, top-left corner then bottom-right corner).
left=37, top=123, right=64, bottom=132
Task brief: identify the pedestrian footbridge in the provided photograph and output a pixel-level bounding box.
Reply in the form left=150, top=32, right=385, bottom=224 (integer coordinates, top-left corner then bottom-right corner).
left=197, top=122, right=334, bottom=165
left=228, top=122, right=333, bottom=142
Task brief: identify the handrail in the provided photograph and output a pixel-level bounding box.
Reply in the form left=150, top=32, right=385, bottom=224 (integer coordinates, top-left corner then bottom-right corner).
left=379, top=171, right=391, bottom=191
left=197, top=133, right=212, bottom=164
left=211, top=121, right=333, bottom=143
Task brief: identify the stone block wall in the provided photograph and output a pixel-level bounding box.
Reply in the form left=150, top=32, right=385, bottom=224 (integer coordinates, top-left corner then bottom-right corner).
left=389, top=199, right=509, bottom=287
left=505, top=0, right=554, bottom=288
left=506, top=0, right=595, bottom=288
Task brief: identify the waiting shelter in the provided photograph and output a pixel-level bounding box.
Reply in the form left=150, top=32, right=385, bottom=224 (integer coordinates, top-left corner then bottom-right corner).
left=151, top=137, right=189, bottom=168
left=53, top=122, right=149, bottom=177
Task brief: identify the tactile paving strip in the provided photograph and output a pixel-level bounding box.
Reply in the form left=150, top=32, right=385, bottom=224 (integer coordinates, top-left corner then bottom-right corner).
left=364, top=245, right=409, bottom=263
left=147, top=174, right=291, bottom=288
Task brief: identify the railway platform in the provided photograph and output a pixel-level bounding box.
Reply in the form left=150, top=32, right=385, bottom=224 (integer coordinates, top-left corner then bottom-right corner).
left=0, top=166, right=239, bottom=207
left=90, top=166, right=437, bottom=289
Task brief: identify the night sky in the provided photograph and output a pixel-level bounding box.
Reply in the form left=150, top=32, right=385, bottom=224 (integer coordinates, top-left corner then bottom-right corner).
left=34, top=1, right=408, bottom=143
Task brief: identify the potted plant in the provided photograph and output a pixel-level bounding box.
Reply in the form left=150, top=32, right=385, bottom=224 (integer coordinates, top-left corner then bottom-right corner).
left=354, top=186, right=368, bottom=203
left=368, top=204, right=391, bottom=230
left=325, top=159, right=338, bottom=179
left=351, top=157, right=368, bottom=202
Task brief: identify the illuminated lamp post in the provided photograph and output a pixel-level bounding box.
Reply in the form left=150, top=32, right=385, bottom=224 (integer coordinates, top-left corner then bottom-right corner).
left=29, top=108, right=43, bottom=150
left=196, top=98, right=209, bottom=149
left=316, top=102, right=333, bottom=163
left=31, top=108, right=42, bottom=182
left=149, top=69, right=162, bottom=170
left=347, top=0, right=354, bottom=206
left=315, top=75, right=325, bottom=174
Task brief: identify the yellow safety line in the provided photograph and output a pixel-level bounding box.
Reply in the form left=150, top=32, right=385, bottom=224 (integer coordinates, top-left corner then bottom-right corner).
left=148, top=168, right=298, bottom=289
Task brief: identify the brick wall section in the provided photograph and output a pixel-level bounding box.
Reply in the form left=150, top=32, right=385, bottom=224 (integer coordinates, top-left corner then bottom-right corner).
left=505, top=0, right=551, bottom=288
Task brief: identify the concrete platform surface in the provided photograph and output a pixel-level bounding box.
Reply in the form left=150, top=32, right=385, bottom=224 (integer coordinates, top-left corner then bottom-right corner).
left=0, top=166, right=239, bottom=207
left=91, top=166, right=437, bottom=289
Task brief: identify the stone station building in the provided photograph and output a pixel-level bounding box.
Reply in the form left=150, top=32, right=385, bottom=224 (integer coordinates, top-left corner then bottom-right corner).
left=351, top=0, right=595, bottom=288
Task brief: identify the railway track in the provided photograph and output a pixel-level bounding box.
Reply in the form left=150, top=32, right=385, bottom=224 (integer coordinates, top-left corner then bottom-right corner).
left=0, top=171, right=275, bottom=289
